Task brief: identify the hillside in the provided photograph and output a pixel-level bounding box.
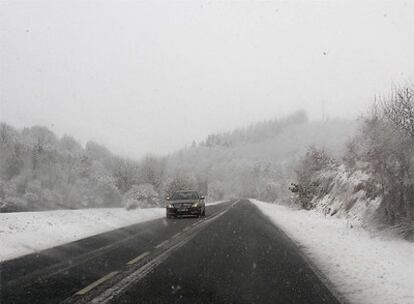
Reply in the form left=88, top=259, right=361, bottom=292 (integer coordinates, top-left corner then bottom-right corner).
left=0, top=124, right=125, bottom=211
left=289, top=86, right=414, bottom=239
left=166, top=112, right=357, bottom=202
left=0, top=112, right=356, bottom=212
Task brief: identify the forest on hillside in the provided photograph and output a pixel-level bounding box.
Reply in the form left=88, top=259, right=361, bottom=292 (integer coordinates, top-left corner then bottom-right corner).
left=0, top=110, right=355, bottom=212
left=0, top=124, right=173, bottom=211
left=1, top=85, right=413, bottom=238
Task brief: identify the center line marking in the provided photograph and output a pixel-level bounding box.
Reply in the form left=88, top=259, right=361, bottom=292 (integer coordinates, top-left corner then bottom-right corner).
left=155, top=240, right=169, bottom=248
left=75, top=271, right=120, bottom=296
left=126, top=251, right=150, bottom=265
left=88, top=204, right=233, bottom=304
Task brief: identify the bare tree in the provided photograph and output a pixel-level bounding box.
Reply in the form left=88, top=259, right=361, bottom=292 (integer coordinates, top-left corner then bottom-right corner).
left=382, top=86, right=414, bottom=139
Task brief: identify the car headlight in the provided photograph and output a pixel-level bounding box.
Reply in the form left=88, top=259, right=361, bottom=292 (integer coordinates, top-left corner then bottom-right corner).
left=167, top=204, right=174, bottom=208
left=192, top=202, right=199, bottom=208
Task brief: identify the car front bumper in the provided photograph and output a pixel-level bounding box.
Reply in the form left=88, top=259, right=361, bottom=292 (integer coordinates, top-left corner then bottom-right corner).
left=167, top=207, right=202, bottom=217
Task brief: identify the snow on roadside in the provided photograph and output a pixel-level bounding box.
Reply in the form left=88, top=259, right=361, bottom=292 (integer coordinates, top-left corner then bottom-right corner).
left=206, top=200, right=227, bottom=206
left=252, top=199, right=414, bottom=304
left=0, top=207, right=164, bottom=262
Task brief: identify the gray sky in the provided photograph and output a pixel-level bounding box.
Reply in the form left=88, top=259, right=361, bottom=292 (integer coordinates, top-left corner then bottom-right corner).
left=1, top=0, right=413, bottom=158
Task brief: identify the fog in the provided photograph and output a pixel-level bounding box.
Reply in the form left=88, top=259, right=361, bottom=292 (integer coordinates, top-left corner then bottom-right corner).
left=1, top=0, right=413, bottom=157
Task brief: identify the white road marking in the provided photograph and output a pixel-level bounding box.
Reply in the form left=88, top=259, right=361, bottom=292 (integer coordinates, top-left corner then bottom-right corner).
left=232, top=199, right=240, bottom=207
left=126, top=251, right=150, bottom=265
left=155, top=240, right=169, bottom=249
left=172, top=233, right=180, bottom=239
left=75, top=271, right=120, bottom=296
left=88, top=204, right=233, bottom=304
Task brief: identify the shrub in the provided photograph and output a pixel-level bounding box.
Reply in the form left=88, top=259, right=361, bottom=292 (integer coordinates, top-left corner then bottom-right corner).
left=292, top=146, right=336, bottom=209
left=123, top=184, right=159, bottom=210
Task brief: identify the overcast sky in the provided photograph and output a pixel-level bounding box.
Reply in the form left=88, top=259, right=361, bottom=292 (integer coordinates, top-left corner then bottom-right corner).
left=1, top=0, right=413, bottom=158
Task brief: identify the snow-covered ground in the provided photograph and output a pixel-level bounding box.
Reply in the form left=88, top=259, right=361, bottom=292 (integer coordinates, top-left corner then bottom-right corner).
left=252, top=199, right=414, bottom=304
left=0, top=201, right=226, bottom=263
left=0, top=207, right=164, bottom=262
left=206, top=200, right=227, bottom=206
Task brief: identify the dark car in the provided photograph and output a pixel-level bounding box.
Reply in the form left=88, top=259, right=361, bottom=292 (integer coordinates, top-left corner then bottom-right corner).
left=166, top=190, right=206, bottom=218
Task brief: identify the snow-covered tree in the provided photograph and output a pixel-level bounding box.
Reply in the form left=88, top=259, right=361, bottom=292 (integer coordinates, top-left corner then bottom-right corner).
left=123, top=183, right=159, bottom=210
left=163, top=171, right=197, bottom=198
left=291, top=146, right=337, bottom=209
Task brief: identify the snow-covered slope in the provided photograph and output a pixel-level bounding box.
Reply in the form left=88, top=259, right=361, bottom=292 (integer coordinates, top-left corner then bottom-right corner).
left=252, top=199, right=414, bottom=304
left=311, top=165, right=382, bottom=226
left=0, top=208, right=164, bottom=262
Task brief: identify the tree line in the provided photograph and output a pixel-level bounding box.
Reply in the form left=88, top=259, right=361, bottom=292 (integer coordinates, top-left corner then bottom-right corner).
left=0, top=109, right=354, bottom=212
left=290, top=86, right=414, bottom=238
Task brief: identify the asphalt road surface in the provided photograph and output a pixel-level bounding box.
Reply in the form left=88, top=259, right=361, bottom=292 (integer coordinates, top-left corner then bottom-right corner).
left=1, top=200, right=342, bottom=304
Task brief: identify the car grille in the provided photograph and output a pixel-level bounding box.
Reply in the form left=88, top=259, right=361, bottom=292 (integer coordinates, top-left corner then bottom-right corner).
left=173, top=203, right=192, bottom=208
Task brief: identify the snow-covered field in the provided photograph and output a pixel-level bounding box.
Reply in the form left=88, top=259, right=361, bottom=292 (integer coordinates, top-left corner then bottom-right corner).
left=0, top=207, right=164, bottom=262
left=252, top=199, right=414, bottom=304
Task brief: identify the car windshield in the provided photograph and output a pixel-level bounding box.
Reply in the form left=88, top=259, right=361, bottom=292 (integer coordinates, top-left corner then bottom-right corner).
left=171, top=192, right=199, bottom=200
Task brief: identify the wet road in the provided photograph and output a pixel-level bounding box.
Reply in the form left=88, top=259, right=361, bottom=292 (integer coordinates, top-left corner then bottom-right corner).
left=1, top=200, right=342, bottom=304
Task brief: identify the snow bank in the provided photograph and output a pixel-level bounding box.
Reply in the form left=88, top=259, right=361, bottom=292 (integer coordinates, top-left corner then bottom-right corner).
left=206, top=200, right=227, bottom=206
left=252, top=199, right=414, bottom=304
left=0, top=208, right=164, bottom=262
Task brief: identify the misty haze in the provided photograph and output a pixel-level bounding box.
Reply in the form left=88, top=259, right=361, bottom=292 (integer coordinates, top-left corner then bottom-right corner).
left=0, top=1, right=413, bottom=304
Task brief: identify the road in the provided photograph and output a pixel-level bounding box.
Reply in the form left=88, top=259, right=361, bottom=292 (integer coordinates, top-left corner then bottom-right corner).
left=1, top=200, right=342, bottom=304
